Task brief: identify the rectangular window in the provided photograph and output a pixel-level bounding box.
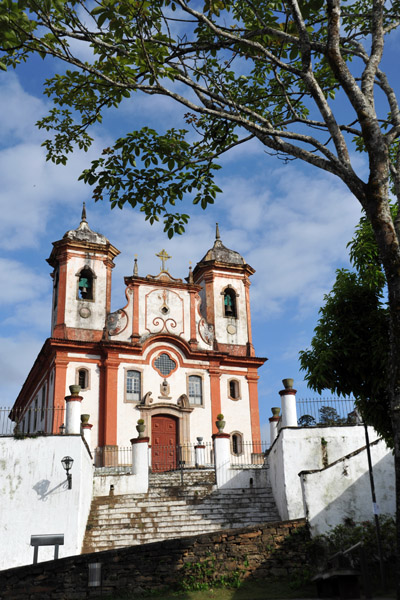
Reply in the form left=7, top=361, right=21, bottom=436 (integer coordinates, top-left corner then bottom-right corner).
left=189, top=375, right=203, bottom=405
left=126, top=370, right=141, bottom=402
left=41, top=386, right=46, bottom=421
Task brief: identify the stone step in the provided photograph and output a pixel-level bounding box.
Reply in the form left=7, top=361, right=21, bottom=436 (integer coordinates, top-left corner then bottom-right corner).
left=82, top=472, right=281, bottom=555
left=92, top=489, right=274, bottom=505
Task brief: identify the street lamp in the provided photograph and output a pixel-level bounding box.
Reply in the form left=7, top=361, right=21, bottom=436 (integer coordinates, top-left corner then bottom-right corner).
left=61, top=456, right=74, bottom=490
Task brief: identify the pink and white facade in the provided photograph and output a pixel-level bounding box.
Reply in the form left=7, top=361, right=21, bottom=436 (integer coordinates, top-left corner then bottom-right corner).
left=12, top=210, right=266, bottom=464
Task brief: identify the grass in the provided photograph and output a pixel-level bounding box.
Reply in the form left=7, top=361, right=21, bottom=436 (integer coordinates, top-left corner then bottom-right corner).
left=107, top=578, right=318, bottom=599
left=107, top=578, right=398, bottom=600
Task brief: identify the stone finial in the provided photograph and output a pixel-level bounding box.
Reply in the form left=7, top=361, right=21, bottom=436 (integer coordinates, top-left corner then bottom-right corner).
left=282, top=378, right=294, bottom=390
left=188, top=264, right=194, bottom=284
left=133, top=255, right=138, bottom=276
left=81, top=202, right=87, bottom=223
left=215, top=222, right=220, bottom=240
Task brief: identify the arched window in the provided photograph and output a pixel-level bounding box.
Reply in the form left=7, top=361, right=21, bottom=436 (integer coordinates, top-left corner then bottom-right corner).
left=228, top=379, right=240, bottom=400
left=231, top=432, right=243, bottom=456
left=77, top=267, right=94, bottom=300
left=78, top=368, right=89, bottom=390
left=126, top=370, right=141, bottom=402
left=53, top=267, right=59, bottom=310
left=223, top=288, right=237, bottom=318
left=188, top=375, right=203, bottom=405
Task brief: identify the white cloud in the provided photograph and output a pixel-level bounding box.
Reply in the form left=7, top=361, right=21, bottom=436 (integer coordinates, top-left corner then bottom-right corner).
left=0, top=259, right=50, bottom=305
left=0, top=75, right=47, bottom=145
left=0, top=335, right=45, bottom=408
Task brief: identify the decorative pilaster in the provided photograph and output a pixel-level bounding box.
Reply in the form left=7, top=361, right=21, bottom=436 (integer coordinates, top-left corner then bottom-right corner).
left=269, top=407, right=281, bottom=444
left=81, top=414, right=93, bottom=447
left=279, top=379, right=297, bottom=428
left=212, top=432, right=231, bottom=488
left=131, top=436, right=150, bottom=493
left=65, top=385, right=83, bottom=434
left=98, top=354, right=119, bottom=447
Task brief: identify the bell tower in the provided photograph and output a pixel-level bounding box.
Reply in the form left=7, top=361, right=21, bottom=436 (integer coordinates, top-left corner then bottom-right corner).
left=47, top=205, right=120, bottom=341
left=193, top=224, right=255, bottom=357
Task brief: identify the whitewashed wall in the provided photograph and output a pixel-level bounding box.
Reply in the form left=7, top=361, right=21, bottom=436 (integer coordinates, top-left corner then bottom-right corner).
left=0, top=435, right=93, bottom=570
left=300, top=438, right=395, bottom=535
left=268, top=425, right=382, bottom=520
left=212, top=273, right=248, bottom=346
left=64, top=253, right=108, bottom=331
left=66, top=356, right=101, bottom=450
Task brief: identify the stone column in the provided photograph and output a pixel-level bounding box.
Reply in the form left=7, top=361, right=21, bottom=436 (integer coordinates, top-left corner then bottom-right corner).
left=195, top=438, right=205, bottom=468
left=81, top=416, right=93, bottom=448
left=279, top=378, right=297, bottom=428
left=213, top=432, right=231, bottom=488
left=269, top=407, right=281, bottom=444
left=131, top=436, right=149, bottom=493
left=65, top=386, right=83, bottom=434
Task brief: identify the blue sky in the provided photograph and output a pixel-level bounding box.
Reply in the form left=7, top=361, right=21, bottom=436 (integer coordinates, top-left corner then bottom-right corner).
left=0, top=51, right=370, bottom=439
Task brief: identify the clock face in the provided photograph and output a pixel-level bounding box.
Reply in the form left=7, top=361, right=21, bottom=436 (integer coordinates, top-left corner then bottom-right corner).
left=227, top=324, right=236, bottom=335
left=79, top=306, right=91, bottom=319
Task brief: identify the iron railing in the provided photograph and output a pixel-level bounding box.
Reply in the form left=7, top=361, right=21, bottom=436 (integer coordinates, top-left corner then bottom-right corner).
left=94, top=446, right=133, bottom=469
left=94, top=440, right=269, bottom=471
left=296, top=398, right=357, bottom=427
left=0, top=406, right=65, bottom=436
left=230, top=440, right=269, bottom=468
left=150, top=442, right=214, bottom=473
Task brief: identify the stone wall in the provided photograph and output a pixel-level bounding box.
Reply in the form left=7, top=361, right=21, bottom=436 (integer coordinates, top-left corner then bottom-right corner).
left=0, top=519, right=307, bottom=599
left=300, top=438, right=395, bottom=535
left=268, top=424, right=384, bottom=520
left=0, top=435, right=93, bottom=571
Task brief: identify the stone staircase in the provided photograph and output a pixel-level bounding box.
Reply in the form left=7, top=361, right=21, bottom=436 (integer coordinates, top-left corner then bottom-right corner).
left=82, top=469, right=281, bottom=554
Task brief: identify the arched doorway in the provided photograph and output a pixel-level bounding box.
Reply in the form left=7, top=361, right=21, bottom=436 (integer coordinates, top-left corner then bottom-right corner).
left=151, top=414, right=178, bottom=472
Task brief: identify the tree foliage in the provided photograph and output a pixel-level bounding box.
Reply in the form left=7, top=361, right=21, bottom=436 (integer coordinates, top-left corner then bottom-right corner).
left=2, top=3, right=400, bottom=590
left=299, top=217, right=392, bottom=443
left=1, top=1, right=400, bottom=237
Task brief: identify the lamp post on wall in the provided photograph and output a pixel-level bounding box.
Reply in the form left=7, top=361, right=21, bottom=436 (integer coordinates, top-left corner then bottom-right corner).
left=61, top=456, right=74, bottom=490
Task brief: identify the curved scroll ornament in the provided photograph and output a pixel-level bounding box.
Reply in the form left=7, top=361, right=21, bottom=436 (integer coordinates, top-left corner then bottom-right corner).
left=106, top=309, right=128, bottom=336
left=177, top=394, right=190, bottom=408
left=198, top=319, right=214, bottom=346
left=152, top=317, right=178, bottom=334
left=141, top=391, right=153, bottom=406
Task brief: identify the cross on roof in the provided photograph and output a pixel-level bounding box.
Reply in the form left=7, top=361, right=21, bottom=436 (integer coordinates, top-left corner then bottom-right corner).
left=156, top=249, right=171, bottom=271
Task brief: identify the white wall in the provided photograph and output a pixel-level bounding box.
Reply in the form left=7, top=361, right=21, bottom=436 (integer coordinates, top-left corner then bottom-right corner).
left=267, top=425, right=381, bottom=520
left=0, top=435, right=93, bottom=570
left=300, top=438, right=395, bottom=535
left=218, top=467, right=269, bottom=489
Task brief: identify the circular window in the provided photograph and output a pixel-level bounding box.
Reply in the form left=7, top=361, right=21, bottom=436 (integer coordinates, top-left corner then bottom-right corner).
left=154, top=353, right=176, bottom=377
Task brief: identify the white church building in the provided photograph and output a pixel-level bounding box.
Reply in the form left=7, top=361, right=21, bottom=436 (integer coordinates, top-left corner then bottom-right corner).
left=0, top=207, right=395, bottom=573
left=11, top=207, right=265, bottom=467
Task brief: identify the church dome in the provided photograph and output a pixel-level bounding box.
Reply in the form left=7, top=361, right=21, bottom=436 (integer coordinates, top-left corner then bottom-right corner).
left=198, top=224, right=245, bottom=265
left=63, top=203, right=108, bottom=245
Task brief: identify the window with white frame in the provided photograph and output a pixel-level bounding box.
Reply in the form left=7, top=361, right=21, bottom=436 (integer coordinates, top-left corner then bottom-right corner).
left=78, top=368, right=89, bottom=390
left=126, top=370, right=141, bottom=402
left=228, top=379, right=241, bottom=400
left=231, top=432, right=243, bottom=456
left=188, top=375, right=203, bottom=405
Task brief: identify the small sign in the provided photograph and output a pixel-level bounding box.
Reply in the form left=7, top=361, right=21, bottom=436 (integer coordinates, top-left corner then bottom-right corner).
left=373, top=502, right=380, bottom=515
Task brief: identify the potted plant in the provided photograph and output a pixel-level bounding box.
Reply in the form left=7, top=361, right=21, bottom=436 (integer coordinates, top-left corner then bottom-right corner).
left=216, top=413, right=225, bottom=433
left=69, top=384, right=81, bottom=396
left=136, top=418, right=145, bottom=438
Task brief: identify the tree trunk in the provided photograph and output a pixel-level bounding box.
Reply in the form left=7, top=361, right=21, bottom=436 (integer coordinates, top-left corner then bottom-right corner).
left=365, top=180, right=400, bottom=596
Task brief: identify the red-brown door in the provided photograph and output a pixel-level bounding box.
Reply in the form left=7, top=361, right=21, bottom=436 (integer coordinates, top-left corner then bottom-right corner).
left=152, top=415, right=178, bottom=472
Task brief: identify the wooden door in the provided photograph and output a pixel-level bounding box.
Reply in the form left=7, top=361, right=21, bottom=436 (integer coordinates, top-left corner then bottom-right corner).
left=151, top=415, right=178, bottom=472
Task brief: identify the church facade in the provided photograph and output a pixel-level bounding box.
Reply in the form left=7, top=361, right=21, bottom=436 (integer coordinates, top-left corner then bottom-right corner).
left=11, top=208, right=266, bottom=465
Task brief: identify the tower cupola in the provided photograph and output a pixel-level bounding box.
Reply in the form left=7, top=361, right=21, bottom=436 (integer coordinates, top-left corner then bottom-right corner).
left=193, top=224, right=255, bottom=356
left=47, top=205, right=120, bottom=341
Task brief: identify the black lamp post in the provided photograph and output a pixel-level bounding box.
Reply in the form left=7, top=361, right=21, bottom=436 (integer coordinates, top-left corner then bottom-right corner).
left=61, top=456, right=74, bottom=490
